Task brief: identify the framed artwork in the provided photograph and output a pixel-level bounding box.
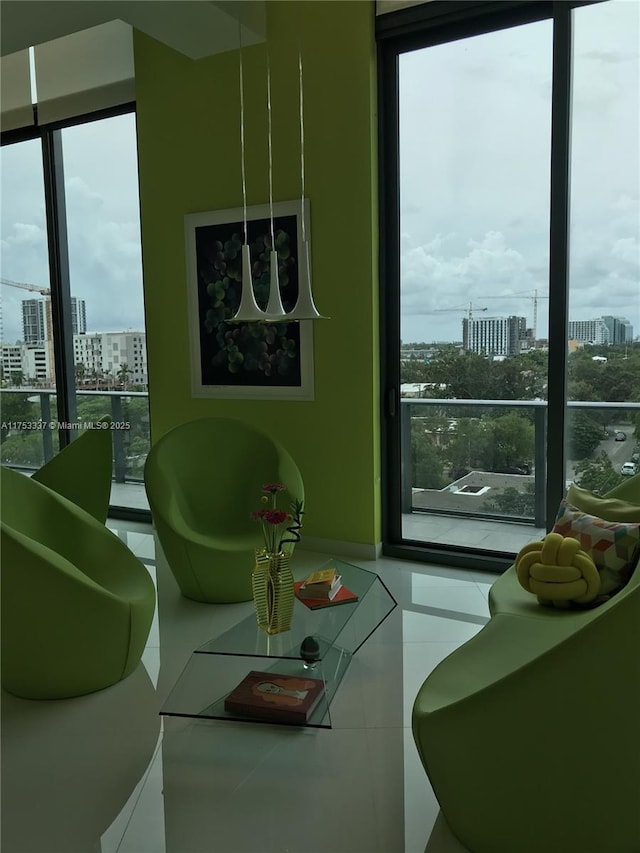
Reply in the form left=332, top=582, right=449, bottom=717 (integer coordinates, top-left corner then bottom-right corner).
left=185, top=199, right=314, bottom=400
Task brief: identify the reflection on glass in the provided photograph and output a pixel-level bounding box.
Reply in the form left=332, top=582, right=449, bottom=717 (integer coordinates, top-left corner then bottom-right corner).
left=567, top=0, right=640, bottom=494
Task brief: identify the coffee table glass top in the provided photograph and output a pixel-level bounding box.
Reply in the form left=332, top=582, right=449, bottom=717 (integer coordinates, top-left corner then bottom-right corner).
left=160, top=558, right=397, bottom=728
left=195, top=557, right=394, bottom=661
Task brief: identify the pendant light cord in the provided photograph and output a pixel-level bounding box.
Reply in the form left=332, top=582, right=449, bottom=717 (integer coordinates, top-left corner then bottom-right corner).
left=298, top=46, right=306, bottom=244
left=239, top=21, right=248, bottom=243
left=267, top=51, right=275, bottom=246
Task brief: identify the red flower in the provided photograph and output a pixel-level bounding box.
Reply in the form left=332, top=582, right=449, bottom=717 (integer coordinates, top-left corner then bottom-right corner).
left=251, top=510, right=268, bottom=521
left=264, top=509, right=288, bottom=525
left=262, top=483, right=285, bottom=494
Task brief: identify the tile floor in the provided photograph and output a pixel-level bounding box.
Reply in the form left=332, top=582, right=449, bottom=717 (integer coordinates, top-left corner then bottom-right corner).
left=2, top=519, right=500, bottom=853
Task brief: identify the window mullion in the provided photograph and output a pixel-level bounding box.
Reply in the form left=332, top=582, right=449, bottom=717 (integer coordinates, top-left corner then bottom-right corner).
left=42, top=129, right=76, bottom=443
left=545, top=2, right=573, bottom=529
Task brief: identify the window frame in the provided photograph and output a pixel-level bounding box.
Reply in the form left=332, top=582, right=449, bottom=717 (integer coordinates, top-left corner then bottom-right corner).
left=1, top=101, right=148, bottom=521
left=377, top=0, right=604, bottom=570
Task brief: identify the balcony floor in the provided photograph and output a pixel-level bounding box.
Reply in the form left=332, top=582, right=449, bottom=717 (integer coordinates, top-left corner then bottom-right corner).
left=108, top=482, right=545, bottom=554
left=403, top=511, right=545, bottom=554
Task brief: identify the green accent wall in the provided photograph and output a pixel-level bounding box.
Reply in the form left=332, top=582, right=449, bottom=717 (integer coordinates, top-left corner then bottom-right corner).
left=134, top=0, right=380, bottom=546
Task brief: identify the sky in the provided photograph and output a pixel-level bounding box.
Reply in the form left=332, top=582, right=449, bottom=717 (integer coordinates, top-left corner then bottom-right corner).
left=0, top=1, right=638, bottom=349
left=399, top=0, right=639, bottom=344
left=0, top=113, right=145, bottom=344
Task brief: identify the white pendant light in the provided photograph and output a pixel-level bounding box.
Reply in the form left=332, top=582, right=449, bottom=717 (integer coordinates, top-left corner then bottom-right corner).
left=264, top=250, right=287, bottom=318
left=284, top=239, right=326, bottom=321
left=231, top=37, right=327, bottom=323
left=262, top=54, right=287, bottom=322
left=230, top=22, right=268, bottom=324
left=234, top=244, right=267, bottom=321
left=287, top=47, right=327, bottom=321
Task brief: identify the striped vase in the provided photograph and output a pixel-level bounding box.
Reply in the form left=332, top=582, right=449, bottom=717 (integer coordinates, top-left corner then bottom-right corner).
left=252, top=550, right=295, bottom=635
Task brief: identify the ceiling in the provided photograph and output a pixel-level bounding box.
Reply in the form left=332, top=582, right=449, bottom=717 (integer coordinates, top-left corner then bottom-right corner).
left=0, top=0, right=266, bottom=59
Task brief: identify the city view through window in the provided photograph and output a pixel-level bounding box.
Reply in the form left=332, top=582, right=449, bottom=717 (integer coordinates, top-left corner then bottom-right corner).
left=0, top=112, right=149, bottom=506
left=398, top=2, right=639, bottom=549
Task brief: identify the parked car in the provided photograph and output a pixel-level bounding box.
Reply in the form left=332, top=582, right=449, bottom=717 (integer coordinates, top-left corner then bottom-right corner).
left=615, top=431, right=627, bottom=441
left=620, top=462, right=637, bottom=476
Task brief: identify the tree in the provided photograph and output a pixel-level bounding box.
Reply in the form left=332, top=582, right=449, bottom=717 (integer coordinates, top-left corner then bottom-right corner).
left=411, top=420, right=445, bottom=489
left=567, top=411, right=604, bottom=460
left=117, top=363, right=133, bottom=390
left=424, top=351, right=493, bottom=399
left=445, top=418, right=491, bottom=479
left=485, top=483, right=535, bottom=517
left=0, top=431, right=44, bottom=467
left=574, top=452, right=624, bottom=495
left=481, top=413, right=534, bottom=471
left=1, top=394, right=36, bottom=443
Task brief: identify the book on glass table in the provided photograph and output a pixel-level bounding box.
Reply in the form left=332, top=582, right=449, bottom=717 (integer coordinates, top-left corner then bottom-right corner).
left=294, top=581, right=359, bottom=610
left=297, top=573, right=342, bottom=601
left=224, top=670, right=325, bottom=724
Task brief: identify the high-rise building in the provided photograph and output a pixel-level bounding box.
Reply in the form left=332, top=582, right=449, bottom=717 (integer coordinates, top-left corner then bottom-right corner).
left=602, top=315, right=634, bottom=345
left=569, top=316, right=634, bottom=345
left=43, top=297, right=87, bottom=342
left=22, top=297, right=87, bottom=344
left=22, top=299, right=47, bottom=344
left=463, top=316, right=527, bottom=357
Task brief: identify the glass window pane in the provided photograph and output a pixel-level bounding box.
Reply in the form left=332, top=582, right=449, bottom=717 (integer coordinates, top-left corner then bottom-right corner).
left=567, top=0, right=640, bottom=493
left=61, top=112, right=150, bottom=509
left=398, top=21, right=552, bottom=553
left=0, top=139, right=58, bottom=469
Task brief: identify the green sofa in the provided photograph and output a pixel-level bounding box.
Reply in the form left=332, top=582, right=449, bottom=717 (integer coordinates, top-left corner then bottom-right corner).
left=1, top=466, right=156, bottom=699
left=144, top=417, right=304, bottom=603
left=412, top=474, right=640, bottom=853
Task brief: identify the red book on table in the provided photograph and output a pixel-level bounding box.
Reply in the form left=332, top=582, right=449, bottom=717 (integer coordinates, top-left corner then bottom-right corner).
left=294, top=581, right=359, bottom=610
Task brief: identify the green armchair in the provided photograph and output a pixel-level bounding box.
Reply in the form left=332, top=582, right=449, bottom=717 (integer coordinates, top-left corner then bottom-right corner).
left=1, top=466, right=156, bottom=699
left=412, top=475, right=640, bottom=853
left=144, top=417, right=304, bottom=603
left=32, top=414, right=113, bottom=523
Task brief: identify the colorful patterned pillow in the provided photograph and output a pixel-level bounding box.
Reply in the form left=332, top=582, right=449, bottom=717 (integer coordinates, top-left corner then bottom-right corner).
left=553, top=500, right=640, bottom=595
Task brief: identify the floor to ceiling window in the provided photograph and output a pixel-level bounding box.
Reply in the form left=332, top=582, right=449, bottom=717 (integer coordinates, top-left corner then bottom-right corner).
left=378, top=0, right=639, bottom=570
left=0, top=110, right=150, bottom=515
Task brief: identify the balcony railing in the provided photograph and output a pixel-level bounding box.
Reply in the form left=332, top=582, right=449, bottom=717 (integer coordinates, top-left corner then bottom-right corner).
left=0, top=387, right=149, bottom=484
left=401, top=397, right=639, bottom=529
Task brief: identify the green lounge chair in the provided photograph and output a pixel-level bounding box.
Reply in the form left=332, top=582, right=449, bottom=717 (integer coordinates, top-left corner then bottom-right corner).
left=144, top=417, right=304, bottom=603
left=1, top=466, right=156, bottom=699
left=32, top=414, right=113, bottom=523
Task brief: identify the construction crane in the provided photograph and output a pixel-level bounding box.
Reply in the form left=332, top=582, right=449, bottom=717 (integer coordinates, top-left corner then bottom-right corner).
left=0, top=277, right=51, bottom=295
left=424, top=302, right=488, bottom=322
left=476, top=289, right=549, bottom=341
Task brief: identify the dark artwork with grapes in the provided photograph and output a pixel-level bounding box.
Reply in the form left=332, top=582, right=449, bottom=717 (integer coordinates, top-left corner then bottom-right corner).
left=194, top=213, right=301, bottom=388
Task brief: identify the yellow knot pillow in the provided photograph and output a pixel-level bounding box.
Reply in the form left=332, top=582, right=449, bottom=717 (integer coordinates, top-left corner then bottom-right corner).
left=515, top=532, right=601, bottom=609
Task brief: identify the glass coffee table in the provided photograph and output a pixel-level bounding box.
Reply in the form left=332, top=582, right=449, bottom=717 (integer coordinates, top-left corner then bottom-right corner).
left=160, top=557, right=397, bottom=728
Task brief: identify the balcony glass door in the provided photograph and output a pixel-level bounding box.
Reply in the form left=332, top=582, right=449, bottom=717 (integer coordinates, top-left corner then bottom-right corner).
left=566, top=0, right=640, bottom=494
left=380, top=0, right=639, bottom=566
left=398, top=20, right=552, bottom=555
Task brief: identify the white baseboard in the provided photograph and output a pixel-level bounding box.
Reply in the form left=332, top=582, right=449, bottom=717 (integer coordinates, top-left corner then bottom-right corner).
left=298, top=537, right=382, bottom=561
